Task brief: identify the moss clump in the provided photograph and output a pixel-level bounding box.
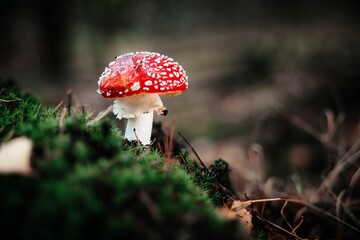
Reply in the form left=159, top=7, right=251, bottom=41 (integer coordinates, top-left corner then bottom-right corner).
left=0, top=77, right=245, bottom=239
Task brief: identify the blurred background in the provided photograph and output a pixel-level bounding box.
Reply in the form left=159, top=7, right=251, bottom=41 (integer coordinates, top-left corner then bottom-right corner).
left=1, top=0, right=360, bottom=191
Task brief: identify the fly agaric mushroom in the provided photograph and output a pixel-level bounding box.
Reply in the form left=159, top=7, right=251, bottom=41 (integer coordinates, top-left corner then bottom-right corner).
left=97, top=52, right=188, bottom=145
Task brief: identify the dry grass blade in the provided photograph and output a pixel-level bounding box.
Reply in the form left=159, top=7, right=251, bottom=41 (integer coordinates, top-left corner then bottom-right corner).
left=178, top=132, right=239, bottom=200
left=275, top=105, right=338, bottom=153
left=280, top=200, right=296, bottom=235
left=321, top=110, right=335, bottom=145
left=260, top=202, right=266, bottom=217
left=0, top=98, right=21, bottom=102
left=178, top=131, right=208, bottom=171
left=59, top=107, right=67, bottom=133
left=54, top=101, right=64, bottom=112
left=339, top=137, right=360, bottom=163
left=163, top=116, right=176, bottom=165
left=287, top=198, right=360, bottom=234
left=280, top=200, right=304, bottom=236
left=86, top=105, right=113, bottom=126
left=156, top=142, right=164, bottom=155
left=230, top=197, right=360, bottom=234
left=349, top=166, right=360, bottom=194
left=255, top=215, right=305, bottom=240
left=133, top=128, right=141, bottom=146
left=178, top=152, right=192, bottom=173
left=292, top=216, right=304, bottom=234
left=139, top=190, right=162, bottom=221
left=248, top=143, right=265, bottom=184
left=318, top=143, right=360, bottom=194
left=67, top=89, right=73, bottom=115
left=336, top=189, right=347, bottom=233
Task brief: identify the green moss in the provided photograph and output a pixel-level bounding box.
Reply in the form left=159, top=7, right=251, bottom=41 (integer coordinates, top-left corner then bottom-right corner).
left=0, top=77, right=245, bottom=239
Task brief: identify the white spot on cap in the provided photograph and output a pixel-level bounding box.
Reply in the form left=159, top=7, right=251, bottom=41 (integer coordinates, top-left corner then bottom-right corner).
left=174, top=72, right=179, bottom=78
left=109, top=61, right=116, bottom=67
left=145, top=80, right=153, bottom=86
left=131, top=82, right=140, bottom=91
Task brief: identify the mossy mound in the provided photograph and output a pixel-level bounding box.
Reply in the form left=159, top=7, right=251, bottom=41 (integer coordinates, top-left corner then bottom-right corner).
left=0, top=77, right=245, bottom=239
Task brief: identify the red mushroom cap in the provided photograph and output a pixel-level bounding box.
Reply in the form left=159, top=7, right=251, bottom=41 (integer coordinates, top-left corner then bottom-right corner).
left=98, top=52, right=188, bottom=99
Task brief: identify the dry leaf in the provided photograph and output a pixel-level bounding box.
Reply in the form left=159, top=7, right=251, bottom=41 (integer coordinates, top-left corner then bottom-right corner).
left=0, top=137, right=33, bottom=174
left=219, top=207, right=253, bottom=235
left=231, top=200, right=252, bottom=212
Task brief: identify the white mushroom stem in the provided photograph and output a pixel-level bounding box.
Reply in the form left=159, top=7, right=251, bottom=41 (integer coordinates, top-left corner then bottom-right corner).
left=113, top=94, right=167, bottom=145
left=124, top=111, right=153, bottom=145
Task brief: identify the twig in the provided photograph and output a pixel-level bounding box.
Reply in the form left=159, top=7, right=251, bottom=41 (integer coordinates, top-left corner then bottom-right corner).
left=256, top=214, right=304, bottom=240
left=133, top=128, right=141, bottom=146
left=231, top=197, right=284, bottom=212
left=280, top=200, right=303, bottom=236
left=280, top=200, right=296, bottom=235
left=0, top=98, right=21, bottom=102
left=178, top=132, right=239, bottom=200
left=178, top=132, right=208, bottom=171
left=227, top=197, right=305, bottom=239
left=292, top=216, right=304, bottom=234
